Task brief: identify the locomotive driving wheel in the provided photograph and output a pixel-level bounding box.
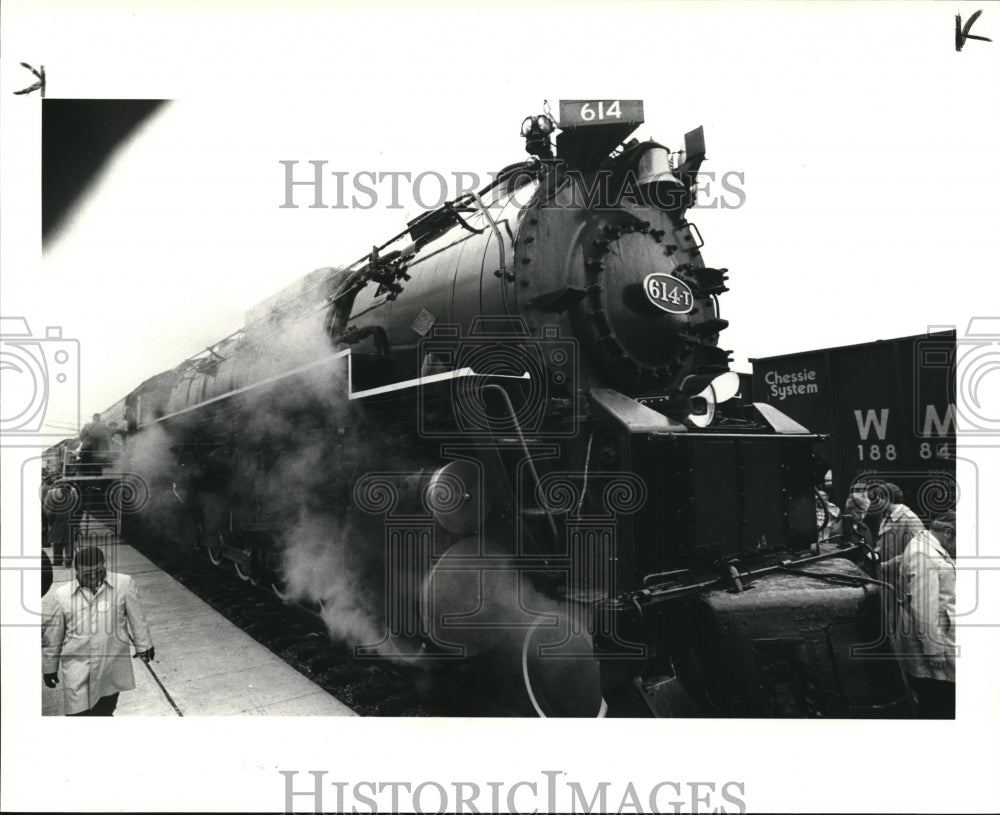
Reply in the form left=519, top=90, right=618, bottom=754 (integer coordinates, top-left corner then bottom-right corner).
left=192, top=521, right=206, bottom=555
left=233, top=539, right=264, bottom=586
left=258, top=532, right=291, bottom=601
left=206, top=531, right=225, bottom=567
left=272, top=579, right=292, bottom=603
left=521, top=610, right=607, bottom=718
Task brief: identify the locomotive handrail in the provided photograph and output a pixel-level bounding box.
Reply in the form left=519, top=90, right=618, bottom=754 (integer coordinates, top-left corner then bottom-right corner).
left=325, top=162, right=540, bottom=313
left=169, top=327, right=247, bottom=377
left=469, top=190, right=507, bottom=282
left=336, top=160, right=540, bottom=278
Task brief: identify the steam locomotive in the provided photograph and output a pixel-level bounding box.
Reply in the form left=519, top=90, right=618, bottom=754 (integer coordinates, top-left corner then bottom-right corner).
left=86, top=101, right=911, bottom=716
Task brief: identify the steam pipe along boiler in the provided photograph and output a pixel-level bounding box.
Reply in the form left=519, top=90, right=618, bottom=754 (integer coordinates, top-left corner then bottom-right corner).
left=118, top=100, right=912, bottom=717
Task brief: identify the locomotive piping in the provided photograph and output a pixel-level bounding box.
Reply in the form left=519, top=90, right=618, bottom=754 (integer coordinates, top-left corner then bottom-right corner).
left=441, top=201, right=486, bottom=236
left=469, top=190, right=507, bottom=281
left=481, top=383, right=557, bottom=553
left=777, top=565, right=898, bottom=595
left=628, top=545, right=879, bottom=607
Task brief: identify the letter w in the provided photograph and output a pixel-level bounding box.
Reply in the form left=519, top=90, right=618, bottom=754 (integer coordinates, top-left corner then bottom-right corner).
left=854, top=408, right=889, bottom=440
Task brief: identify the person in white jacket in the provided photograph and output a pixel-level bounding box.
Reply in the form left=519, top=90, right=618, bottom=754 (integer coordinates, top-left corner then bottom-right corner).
left=892, top=511, right=956, bottom=718
left=42, top=546, right=154, bottom=716
left=874, top=482, right=925, bottom=564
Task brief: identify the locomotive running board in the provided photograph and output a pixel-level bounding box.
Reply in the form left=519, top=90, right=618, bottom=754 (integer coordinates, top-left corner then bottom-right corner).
left=348, top=362, right=530, bottom=399
left=152, top=348, right=532, bottom=422
left=590, top=387, right=687, bottom=433
left=751, top=402, right=814, bottom=434
left=152, top=349, right=354, bottom=424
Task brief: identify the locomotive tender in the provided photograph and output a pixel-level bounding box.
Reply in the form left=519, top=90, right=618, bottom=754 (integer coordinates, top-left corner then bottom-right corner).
left=105, top=100, right=910, bottom=717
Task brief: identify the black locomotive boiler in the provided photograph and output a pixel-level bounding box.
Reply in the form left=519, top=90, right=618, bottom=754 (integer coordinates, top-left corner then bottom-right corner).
left=112, top=100, right=910, bottom=717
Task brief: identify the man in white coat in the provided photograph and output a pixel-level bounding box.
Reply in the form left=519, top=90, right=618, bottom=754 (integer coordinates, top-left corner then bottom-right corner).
left=42, top=546, right=154, bottom=716
left=874, top=482, right=925, bottom=564
left=892, top=510, right=956, bottom=718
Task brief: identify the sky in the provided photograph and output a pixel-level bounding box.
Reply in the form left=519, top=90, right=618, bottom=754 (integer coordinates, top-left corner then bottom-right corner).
left=3, top=2, right=1000, bottom=813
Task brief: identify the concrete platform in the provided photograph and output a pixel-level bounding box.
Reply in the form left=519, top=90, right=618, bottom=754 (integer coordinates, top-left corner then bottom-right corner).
left=42, top=543, right=355, bottom=717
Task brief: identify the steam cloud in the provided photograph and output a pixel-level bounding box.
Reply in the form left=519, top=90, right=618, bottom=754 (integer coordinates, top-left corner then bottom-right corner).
left=113, top=267, right=599, bottom=710
left=119, top=268, right=398, bottom=655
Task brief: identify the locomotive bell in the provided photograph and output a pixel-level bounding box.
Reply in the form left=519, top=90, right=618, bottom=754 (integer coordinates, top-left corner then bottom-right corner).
left=426, top=460, right=491, bottom=536
left=635, top=146, right=686, bottom=211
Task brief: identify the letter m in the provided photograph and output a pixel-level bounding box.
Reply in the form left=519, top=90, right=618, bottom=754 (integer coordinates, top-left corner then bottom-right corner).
left=922, top=404, right=956, bottom=437
left=566, top=781, right=609, bottom=814
left=854, top=408, right=889, bottom=440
